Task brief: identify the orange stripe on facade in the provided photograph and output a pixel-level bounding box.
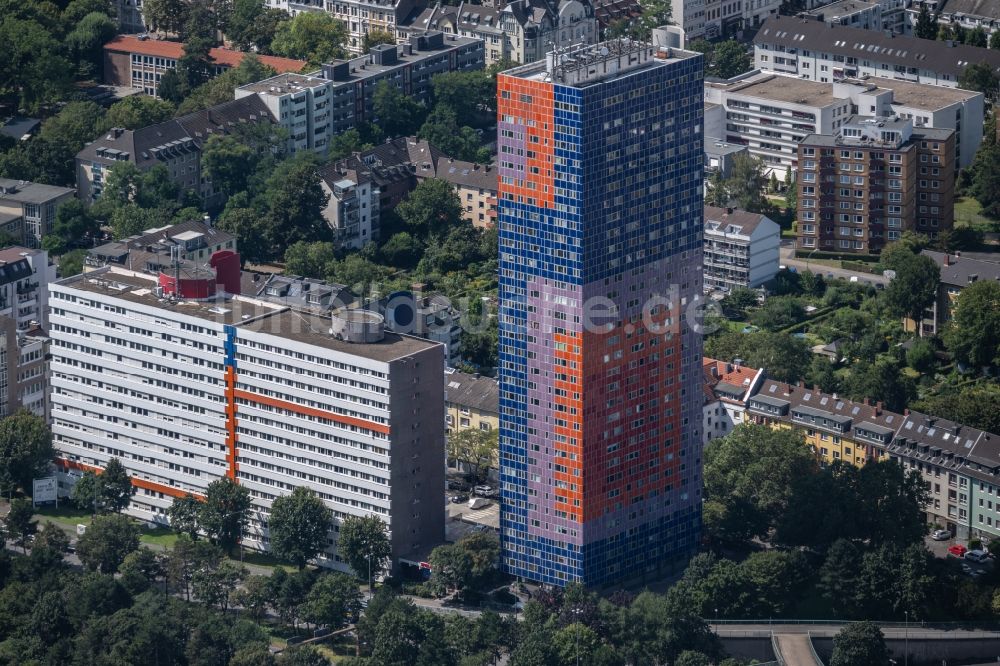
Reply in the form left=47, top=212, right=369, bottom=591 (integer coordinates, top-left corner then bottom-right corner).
left=233, top=389, right=391, bottom=435
left=224, top=365, right=239, bottom=480
left=55, top=458, right=203, bottom=500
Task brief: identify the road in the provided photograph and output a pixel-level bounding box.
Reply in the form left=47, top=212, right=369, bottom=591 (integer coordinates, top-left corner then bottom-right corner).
left=772, top=633, right=821, bottom=666
left=779, top=242, right=889, bottom=286
left=710, top=624, right=1000, bottom=639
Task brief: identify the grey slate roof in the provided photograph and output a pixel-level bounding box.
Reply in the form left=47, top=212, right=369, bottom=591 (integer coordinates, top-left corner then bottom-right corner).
left=445, top=369, right=499, bottom=414
left=922, top=249, right=1000, bottom=288
left=754, top=15, right=1000, bottom=79
left=0, top=179, right=75, bottom=205
left=704, top=206, right=771, bottom=236
left=941, top=0, right=1000, bottom=21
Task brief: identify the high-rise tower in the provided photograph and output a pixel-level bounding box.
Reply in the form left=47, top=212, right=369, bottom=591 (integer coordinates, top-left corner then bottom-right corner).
left=497, top=40, right=705, bottom=586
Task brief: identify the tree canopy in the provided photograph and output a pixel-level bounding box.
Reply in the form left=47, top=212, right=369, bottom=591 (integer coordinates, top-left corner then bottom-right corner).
left=268, top=486, right=333, bottom=569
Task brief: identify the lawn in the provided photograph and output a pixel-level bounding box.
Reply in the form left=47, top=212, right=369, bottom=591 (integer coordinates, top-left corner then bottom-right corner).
left=36, top=504, right=93, bottom=528
left=138, top=525, right=180, bottom=548
left=234, top=550, right=298, bottom=572
left=954, top=197, right=998, bottom=232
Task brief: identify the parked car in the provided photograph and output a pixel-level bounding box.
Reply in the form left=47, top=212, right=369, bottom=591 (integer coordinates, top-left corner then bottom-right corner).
left=450, top=494, right=469, bottom=504
left=948, top=544, right=968, bottom=557
left=468, top=497, right=491, bottom=510
left=473, top=485, right=495, bottom=497
left=447, top=479, right=468, bottom=491
left=932, top=529, right=952, bottom=541
left=966, top=549, right=990, bottom=563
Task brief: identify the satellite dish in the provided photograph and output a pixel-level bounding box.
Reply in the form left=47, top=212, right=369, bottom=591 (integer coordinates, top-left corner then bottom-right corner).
left=599, top=46, right=609, bottom=56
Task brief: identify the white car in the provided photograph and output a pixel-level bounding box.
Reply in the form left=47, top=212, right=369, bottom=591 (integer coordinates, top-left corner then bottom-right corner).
left=931, top=529, right=952, bottom=541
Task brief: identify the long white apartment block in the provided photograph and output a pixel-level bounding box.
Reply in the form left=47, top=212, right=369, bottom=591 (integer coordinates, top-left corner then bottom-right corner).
left=704, top=69, right=983, bottom=178
left=49, top=262, right=445, bottom=572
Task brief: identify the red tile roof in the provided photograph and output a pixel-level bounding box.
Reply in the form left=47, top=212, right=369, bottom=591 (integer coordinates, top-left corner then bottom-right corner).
left=104, top=35, right=307, bottom=74
left=703, top=358, right=760, bottom=405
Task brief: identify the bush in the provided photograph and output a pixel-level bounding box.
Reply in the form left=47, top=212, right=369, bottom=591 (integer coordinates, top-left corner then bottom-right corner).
left=491, top=589, right=517, bottom=606
left=401, top=582, right=438, bottom=598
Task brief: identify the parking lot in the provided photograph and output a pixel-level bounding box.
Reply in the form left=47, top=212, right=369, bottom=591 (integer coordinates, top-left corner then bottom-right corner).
left=445, top=490, right=500, bottom=542
left=924, top=534, right=994, bottom=578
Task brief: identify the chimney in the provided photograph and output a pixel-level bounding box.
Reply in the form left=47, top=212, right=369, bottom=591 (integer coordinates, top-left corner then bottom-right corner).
left=726, top=207, right=734, bottom=215
left=943, top=254, right=950, bottom=266
left=904, top=408, right=910, bottom=416
left=863, top=397, right=870, bottom=406
left=798, top=380, right=805, bottom=388
left=875, top=401, right=883, bottom=415
left=814, top=384, right=820, bottom=391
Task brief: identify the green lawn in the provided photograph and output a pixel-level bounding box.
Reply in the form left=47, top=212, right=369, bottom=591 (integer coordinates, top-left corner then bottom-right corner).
left=138, top=526, right=180, bottom=548
left=233, top=550, right=298, bottom=572
left=36, top=504, right=94, bottom=528
left=954, top=197, right=998, bottom=232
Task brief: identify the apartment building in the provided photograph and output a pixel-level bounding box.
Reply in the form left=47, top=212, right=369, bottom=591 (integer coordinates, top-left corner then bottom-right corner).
left=102, top=35, right=307, bottom=98
left=671, top=0, right=781, bottom=39
left=497, top=0, right=598, bottom=65
left=754, top=15, right=1000, bottom=88
left=49, top=260, right=445, bottom=572
left=275, top=0, right=424, bottom=54
left=746, top=378, right=1000, bottom=542
left=236, top=32, right=485, bottom=155
left=85, top=220, right=237, bottom=272
left=702, top=359, right=763, bottom=446
left=498, top=41, right=705, bottom=585
left=0, top=247, right=54, bottom=419
left=703, top=206, right=780, bottom=291
left=704, top=70, right=982, bottom=177
left=804, top=0, right=881, bottom=30
left=906, top=0, right=1000, bottom=38
left=319, top=165, right=381, bottom=249
left=436, top=159, right=497, bottom=228
left=75, top=97, right=275, bottom=209
left=795, top=116, right=955, bottom=254
left=445, top=368, right=499, bottom=433
left=0, top=179, right=76, bottom=250
left=905, top=250, right=1000, bottom=336
left=381, top=289, right=464, bottom=366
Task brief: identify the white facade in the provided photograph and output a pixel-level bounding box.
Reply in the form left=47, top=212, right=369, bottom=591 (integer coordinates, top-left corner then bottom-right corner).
left=49, top=266, right=445, bottom=571
left=702, top=361, right=765, bottom=447
left=703, top=206, right=780, bottom=291
left=805, top=0, right=882, bottom=30
left=706, top=70, right=983, bottom=175
left=671, top=0, right=780, bottom=39
left=320, top=176, right=381, bottom=249
left=236, top=74, right=335, bottom=155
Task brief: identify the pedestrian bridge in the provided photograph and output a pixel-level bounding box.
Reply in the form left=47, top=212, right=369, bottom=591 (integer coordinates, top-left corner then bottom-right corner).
left=772, top=633, right=823, bottom=666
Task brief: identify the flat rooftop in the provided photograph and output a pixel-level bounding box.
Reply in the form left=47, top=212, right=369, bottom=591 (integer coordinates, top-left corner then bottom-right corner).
left=805, top=0, right=877, bottom=15
left=709, top=73, right=839, bottom=107
left=59, top=269, right=439, bottom=362
left=238, top=72, right=329, bottom=95
left=856, top=77, right=981, bottom=111
left=505, top=40, right=700, bottom=87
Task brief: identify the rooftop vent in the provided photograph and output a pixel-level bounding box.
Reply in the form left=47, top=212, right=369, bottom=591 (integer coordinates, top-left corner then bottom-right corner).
left=330, top=309, right=385, bottom=343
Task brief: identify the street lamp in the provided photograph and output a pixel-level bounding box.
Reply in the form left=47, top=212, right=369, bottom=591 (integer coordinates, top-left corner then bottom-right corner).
left=571, top=606, right=583, bottom=666
left=905, top=611, right=909, bottom=666
left=805, top=247, right=819, bottom=273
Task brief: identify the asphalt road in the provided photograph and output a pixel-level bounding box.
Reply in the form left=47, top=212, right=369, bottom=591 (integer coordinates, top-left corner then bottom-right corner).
left=779, top=243, right=890, bottom=286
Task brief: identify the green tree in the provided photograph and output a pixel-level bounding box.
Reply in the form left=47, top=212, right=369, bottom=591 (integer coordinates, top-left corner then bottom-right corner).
left=447, top=429, right=498, bottom=482
left=845, top=357, right=915, bottom=413
left=378, top=231, right=424, bottom=268
left=202, top=134, right=258, bottom=196
left=914, top=3, right=937, bottom=39
left=992, top=30, right=1000, bottom=50
left=192, top=560, right=247, bottom=611
left=632, top=0, right=671, bottom=40
left=268, top=486, right=333, bottom=569
left=100, top=457, right=136, bottom=513
left=968, top=26, right=989, bottom=48
left=830, top=621, right=889, bottom=666
left=234, top=574, right=274, bottom=622
left=143, top=0, right=190, bottom=34
left=271, top=12, right=348, bottom=66
left=968, top=144, right=1000, bottom=217
left=43, top=199, right=99, bottom=255
left=77, top=513, right=141, bottom=573
left=176, top=55, right=278, bottom=114
left=855, top=460, right=929, bottom=548
left=418, top=104, right=486, bottom=163
left=818, top=539, right=862, bottom=615
left=959, top=61, right=1000, bottom=99
left=749, top=296, right=804, bottom=331
left=104, top=95, right=175, bottom=130
left=166, top=534, right=225, bottom=601
left=362, top=28, right=396, bottom=51
left=261, top=152, right=331, bottom=253
left=551, top=623, right=600, bottom=666
left=784, top=169, right=797, bottom=210
left=300, top=572, right=362, bottom=628
left=4, top=498, right=37, bottom=552
left=168, top=492, right=202, bottom=539
left=118, top=546, right=164, bottom=595
left=431, top=70, right=493, bottom=127
left=906, top=337, right=937, bottom=373
left=710, top=40, right=752, bottom=79
left=704, top=424, right=818, bottom=544
left=0, top=19, right=73, bottom=114
left=942, top=280, right=1000, bottom=369
left=227, top=0, right=289, bottom=52
left=338, top=514, right=391, bottom=587
left=371, top=81, right=427, bottom=137
left=284, top=240, right=337, bottom=279
left=71, top=471, right=104, bottom=513
left=199, top=477, right=252, bottom=552
left=719, top=287, right=759, bottom=320
left=65, top=11, right=117, bottom=77
left=231, top=645, right=278, bottom=666
left=723, top=154, right=772, bottom=214
left=880, top=248, right=939, bottom=329
left=706, top=170, right=730, bottom=207
left=0, top=411, right=52, bottom=498
left=281, top=645, right=332, bottom=666
left=395, top=177, right=463, bottom=238
left=914, top=383, right=1000, bottom=434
